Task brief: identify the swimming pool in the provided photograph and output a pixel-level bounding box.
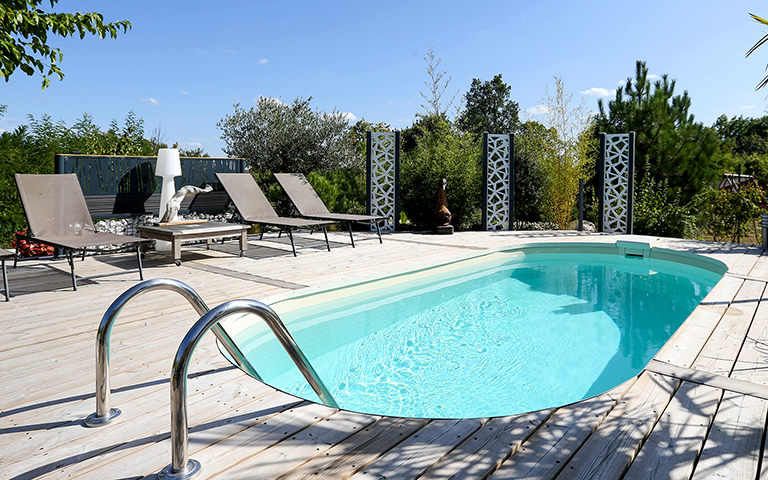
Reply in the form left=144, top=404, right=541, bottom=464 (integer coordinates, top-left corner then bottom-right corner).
left=220, top=241, right=726, bottom=419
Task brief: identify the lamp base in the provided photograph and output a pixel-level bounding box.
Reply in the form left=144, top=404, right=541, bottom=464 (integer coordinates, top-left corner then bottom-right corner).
left=156, top=240, right=172, bottom=252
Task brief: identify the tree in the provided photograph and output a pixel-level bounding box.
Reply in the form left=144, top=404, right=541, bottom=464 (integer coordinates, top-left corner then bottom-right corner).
left=746, top=13, right=768, bottom=91
left=596, top=61, right=722, bottom=203
left=0, top=0, right=131, bottom=89
left=457, top=74, right=520, bottom=135
left=419, top=47, right=459, bottom=119
left=350, top=118, right=391, bottom=159
left=531, top=76, right=596, bottom=230
left=217, top=96, right=359, bottom=175
left=400, top=116, right=481, bottom=230
left=714, top=114, right=768, bottom=156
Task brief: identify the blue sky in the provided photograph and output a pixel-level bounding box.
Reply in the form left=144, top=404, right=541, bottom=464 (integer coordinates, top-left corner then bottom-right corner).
left=3, top=1, right=768, bottom=156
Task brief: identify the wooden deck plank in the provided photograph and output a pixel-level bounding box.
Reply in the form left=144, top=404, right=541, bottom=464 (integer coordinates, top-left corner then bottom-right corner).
left=346, top=419, right=484, bottom=480
left=691, top=279, right=764, bottom=376
left=728, top=282, right=768, bottom=386
left=653, top=275, right=742, bottom=368
left=622, top=380, right=721, bottom=480
left=277, top=416, right=431, bottom=480
left=489, top=380, right=635, bottom=480
left=0, top=233, right=764, bottom=480
left=419, top=410, right=553, bottom=480
left=214, top=409, right=379, bottom=479
left=555, top=372, right=679, bottom=480
left=690, top=391, right=768, bottom=480
left=5, top=364, right=267, bottom=479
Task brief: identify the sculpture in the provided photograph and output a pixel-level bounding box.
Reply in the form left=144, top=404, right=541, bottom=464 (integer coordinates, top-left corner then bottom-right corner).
left=434, top=178, right=454, bottom=234
left=160, top=184, right=213, bottom=223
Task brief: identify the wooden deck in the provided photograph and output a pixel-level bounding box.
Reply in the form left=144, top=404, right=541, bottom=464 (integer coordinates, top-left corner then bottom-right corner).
left=1, top=230, right=766, bottom=479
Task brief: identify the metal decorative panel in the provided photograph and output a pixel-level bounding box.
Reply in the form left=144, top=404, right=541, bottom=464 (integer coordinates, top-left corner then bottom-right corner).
left=367, top=132, right=398, bottom=232
left=600, top=133, right=634, bottom=234
left=483, top=134, right=513, bottom=231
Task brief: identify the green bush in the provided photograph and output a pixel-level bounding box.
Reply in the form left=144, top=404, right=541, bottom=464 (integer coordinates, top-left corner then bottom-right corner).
left=307, top=169, right=366, bottom=215
left=400, top=116, right=482, bottom=230
left=633, top=177, right=697, bottom=238
left=693, top=186, right=762, bottom=243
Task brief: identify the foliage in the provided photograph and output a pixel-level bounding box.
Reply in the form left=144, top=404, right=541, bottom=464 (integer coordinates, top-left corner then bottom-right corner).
left=746, top=13, right=768, bottom=91
left=457, top=74, right=520, bottom=135
left=633, top=177, right=697, bottom=238
left=349, top=118, right=391, bottom=159
left=714, top=114, right=768, bottom=156
left=0, top=0, right=131, bottom=89
left=596, top=61, right=722, bottom=204
left=400, top=116, right=481, bottom=230
left=178, top=146, right=209, bottom=157
left=712, top=114, right=768, bottom=186
left=217, top=96, right=359, bottom=175
left=530, top=76, right=596, bottom=230
left=419, top=47, right=459, bottom=119
left=513, top=121, right=547, bottom=222
left=306, top=169, right=366, bottom=215
left=693, top=186, right=762, bottom=243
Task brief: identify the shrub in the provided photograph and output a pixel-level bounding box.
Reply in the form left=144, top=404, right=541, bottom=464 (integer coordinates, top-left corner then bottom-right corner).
left=633, top=177, right=697, bottom=238
left=693, top=186, right=762, bottom=243
left=400, top=117, right=482, bottom=230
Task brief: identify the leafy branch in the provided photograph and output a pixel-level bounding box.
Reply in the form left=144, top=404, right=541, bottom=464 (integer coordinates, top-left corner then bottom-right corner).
left=746, top=12, right=768, bottom=91
left=0, top=0, right=131, bottom=89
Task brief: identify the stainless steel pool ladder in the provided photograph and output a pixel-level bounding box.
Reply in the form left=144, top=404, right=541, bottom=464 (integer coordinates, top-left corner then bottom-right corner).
left=159, top=299, right=339, bottom=479
left=85, top=278, right=338, bottom=429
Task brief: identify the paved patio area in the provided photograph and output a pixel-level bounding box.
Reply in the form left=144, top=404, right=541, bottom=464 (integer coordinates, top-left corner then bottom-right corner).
left=1, top=229, right=766, bottom=479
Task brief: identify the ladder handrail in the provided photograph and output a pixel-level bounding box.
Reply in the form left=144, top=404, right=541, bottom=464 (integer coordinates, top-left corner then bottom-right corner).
left=85, top=278, right=262, bottom=427
left=159, top=299, right=339, bottom=479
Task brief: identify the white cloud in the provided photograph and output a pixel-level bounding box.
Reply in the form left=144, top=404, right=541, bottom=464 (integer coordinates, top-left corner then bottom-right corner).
left=580, top=87, right=616, bottom=97
left=616, top=80, right=626, bottom=86
left=647, top=74, right=659, bottom=80
left=258, top=58, right=268, bottom=65
left=140, top=98, right=160, bottom=106
left=187, top=141, right=203, bottom=148
left=527, top=105, right=549, bottom=115
left=180, top=90, right=188, bottom=95
left=0, top=128, right=5, bottom=133
left=341, top=112, right=358, bottom=122
left=255, top=96, right=285, bottom=106
left=742, top=105, right=756, bottom=109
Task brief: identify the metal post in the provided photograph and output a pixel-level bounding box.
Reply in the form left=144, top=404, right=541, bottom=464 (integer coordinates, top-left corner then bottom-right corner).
left=627, top=131, right=636, bottom=235
left=84, top=278, right=262, bottom=427
left=481, top=132, right=489, bottom=230
left=365, top=131, right=372, bottom=217
left=762, top=213, right=768, bottom=250
left=159, top=299, right=340, bottom=479
left=598, top=133, right=606, bottom=232
left=578, top=178, right=584, bottom=232
left=509, top=133, right=515, bottom=229
left=394, top=131, right=401, bottom=231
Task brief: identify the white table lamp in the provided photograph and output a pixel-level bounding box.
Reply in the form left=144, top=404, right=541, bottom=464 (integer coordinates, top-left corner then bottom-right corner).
left=155, top=149, right=182, bottom=251
left=156, top=148, right=182, bottom=222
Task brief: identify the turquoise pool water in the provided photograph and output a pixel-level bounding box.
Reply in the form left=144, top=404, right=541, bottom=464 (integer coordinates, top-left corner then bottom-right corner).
left=222, top=245, right=725, bottom=419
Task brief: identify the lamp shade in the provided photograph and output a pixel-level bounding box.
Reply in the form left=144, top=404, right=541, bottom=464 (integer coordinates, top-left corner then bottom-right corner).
left=155, top=148, right=182, bottom=177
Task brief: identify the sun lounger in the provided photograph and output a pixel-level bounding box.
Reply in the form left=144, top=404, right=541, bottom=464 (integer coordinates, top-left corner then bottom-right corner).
left=0, top=248, right=11, bottom=301
left=14, top=174, right=149, bottom=290
left=274, top=173, right=387, bottom=247
left=216, top=173, right=333, bottom=256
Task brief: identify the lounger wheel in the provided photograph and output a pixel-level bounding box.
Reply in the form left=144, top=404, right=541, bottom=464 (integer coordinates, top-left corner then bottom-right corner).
left=174, top=259, right=182, bottom=266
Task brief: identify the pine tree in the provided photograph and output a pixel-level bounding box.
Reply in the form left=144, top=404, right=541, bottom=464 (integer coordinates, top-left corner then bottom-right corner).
left=596, top=61, right=721, bottom=203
